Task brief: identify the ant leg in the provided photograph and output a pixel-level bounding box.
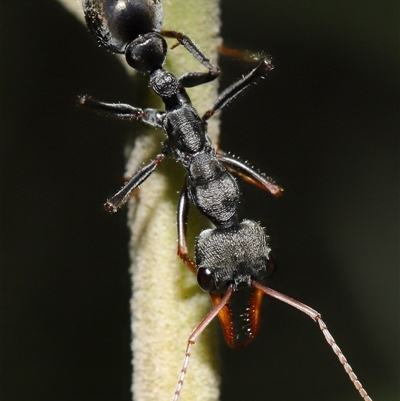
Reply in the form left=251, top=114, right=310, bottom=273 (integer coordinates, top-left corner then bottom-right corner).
left=178, top=70, right=220, bottom=88
left=172, top=286, right=233, bottom=401
left=217, top=153, right=283, bottom=197
left=105, top=154, right=165, bottom=213
left=251, top=280, right=373, bottom=401
left=78, top=95, right=164, bottom=128
left=202, top=58, right=273, bottom=121
left=161, top=30, right=220, bottom=88
left=218, top=43, right=267, bottom=63
left=177, top=178, right=197, bottom=274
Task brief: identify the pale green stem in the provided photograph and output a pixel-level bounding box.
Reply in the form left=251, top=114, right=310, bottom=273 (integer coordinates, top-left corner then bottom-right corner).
left=58, top=1, right=222, bottom=400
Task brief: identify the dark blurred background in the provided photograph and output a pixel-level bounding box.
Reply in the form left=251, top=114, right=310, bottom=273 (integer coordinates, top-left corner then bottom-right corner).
left=1, top=1, right=398, bottom=400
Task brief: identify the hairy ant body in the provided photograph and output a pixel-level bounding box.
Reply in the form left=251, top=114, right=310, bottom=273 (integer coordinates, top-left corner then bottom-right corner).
left=80, top=1, right=372, bottom=400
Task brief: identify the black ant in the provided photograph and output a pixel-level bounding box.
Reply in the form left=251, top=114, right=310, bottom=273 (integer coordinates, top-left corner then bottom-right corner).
left=80, top=1, right=373, bottom=400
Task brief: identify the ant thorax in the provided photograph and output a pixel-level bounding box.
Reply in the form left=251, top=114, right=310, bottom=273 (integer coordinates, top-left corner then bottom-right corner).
left=187, top=154, right=240, bottom=228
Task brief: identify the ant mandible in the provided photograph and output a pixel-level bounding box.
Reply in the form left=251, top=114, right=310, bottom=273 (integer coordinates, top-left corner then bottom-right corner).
left=80, top=1, right=373, bottom=401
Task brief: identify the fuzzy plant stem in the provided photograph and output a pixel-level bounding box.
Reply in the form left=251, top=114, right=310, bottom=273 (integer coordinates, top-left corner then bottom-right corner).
left=58, top=1, right=222, bottom=400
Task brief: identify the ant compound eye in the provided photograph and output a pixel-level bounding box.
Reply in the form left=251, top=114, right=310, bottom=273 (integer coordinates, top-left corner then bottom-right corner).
left=197, top=267, right=217, bottom=293
left=265, top=250, right=277, bottom=277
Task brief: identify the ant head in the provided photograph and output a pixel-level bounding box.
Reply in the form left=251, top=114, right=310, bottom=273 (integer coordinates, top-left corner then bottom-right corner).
left=195, top=220, right=276, bottom=294
left=126, top=33, right=167, bottom=73
left=149, top=70, right=178, bottom=98
left=83, top=0, right=164, bottom=54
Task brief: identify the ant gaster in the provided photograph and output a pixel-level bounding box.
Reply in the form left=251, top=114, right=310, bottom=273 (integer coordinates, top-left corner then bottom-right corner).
left=80, top=1, right=373, bottom=401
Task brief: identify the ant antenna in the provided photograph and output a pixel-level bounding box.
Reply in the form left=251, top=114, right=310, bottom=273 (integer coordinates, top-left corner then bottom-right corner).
left=252, top=280, right=372, bottom=401
left=172, top=281, right=372, bottom=401
left=172, top=286, right=233, bottom=401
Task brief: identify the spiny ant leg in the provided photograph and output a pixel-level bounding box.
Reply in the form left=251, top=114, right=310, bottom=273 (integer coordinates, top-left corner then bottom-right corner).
left=105, top=154, right=165, bottom=213
left=217, top=153, right=283, bottom=196
left=251, top=280, right=373, bottom=401
left=218, top=43, right=267, bottom=63
left=78, top=95, right=164, bottom=128
left=78, top=95, right=142, bottom=120
left=177, top=178, right=197, bottom=275
left=162, top=30, right=220, bottom=74
left=172, top=286, right=233, bottom=401
left=202, top=58, right=274, bottom=121
left=161, top=30, right=220, bottom=88
left=178, top=71, right=220, bottom=88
